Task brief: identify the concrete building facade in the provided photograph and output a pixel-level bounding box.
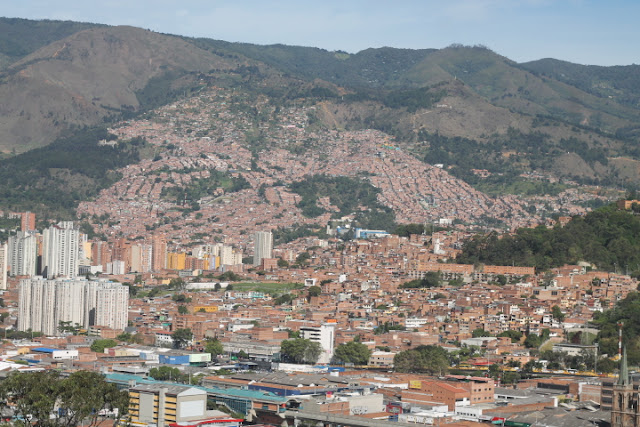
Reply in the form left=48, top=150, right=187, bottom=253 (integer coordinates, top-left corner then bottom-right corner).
left=18, top=277, right=129, bottom=336
left=253, top=231, right=273, bottom=266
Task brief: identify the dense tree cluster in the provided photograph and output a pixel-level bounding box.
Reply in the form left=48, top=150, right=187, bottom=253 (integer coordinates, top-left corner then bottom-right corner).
left=593, top=291, right=640, bottom=365
left=0, top=370, right=128, bottom=427
left=171, top=328, right=193, bottom=349
left=332, top=341, right=372, bottom=365
left=394, top=345, right=450, bottom=375
left=399, top=271, right=441, bottom=289
left=420, top=128, right=610, bottom=189
left=204, top=338, right=224, bottom=357
left=0, top=127, right=143, bottom=218
left=90, top=339, right=118, bottom=353
left=288, top=175, right=395, bottom=230
left=279, top=338, right=322, bottom=364
left=160, top=170, right=250, bottom=205
left=459, top=204, right=640, bottom=272
left=272, top=223, right=328, bottom=245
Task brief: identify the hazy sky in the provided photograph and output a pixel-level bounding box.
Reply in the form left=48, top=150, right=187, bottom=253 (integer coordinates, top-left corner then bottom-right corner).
left=4, top=0, right=639, bottom=66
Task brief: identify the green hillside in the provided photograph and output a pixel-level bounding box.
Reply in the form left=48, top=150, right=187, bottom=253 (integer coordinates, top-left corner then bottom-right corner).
left=0, top=127, right=145, bottom=219
left=520, top=58, right=640, bottom=110
left=0, top=17, right=102, bottom=68
left=458, top=203, right=640, bottom=272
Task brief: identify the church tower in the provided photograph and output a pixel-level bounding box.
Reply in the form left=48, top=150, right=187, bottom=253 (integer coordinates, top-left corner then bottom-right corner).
left=611, top=348, right=640, bottom=426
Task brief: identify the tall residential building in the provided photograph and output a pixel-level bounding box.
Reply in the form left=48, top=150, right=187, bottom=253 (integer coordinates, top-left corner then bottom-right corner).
left=42, top=223, right=80, bottom=278
left=0, top=243, right=7, bottom=290
left=54, top=279, right=86, bottom=329
left=220, top=245, right=234, bottom=266
left=91, top=241, right=113, bottom=272
left=19, top=277, right=129, bottom=336
left=152, top=235, right=167, bottom=271
left=112, top=238, right=132, bottom=273
left=18, top=276, right=56, bottom=335
left=8, top=231, right=38, bottom=277
left=94, top=283, right=129, bottom=330
left=130, top=243, right=152, bottom=273
left=253, top=231, right=273, bottom=266
left=20, top=212, right=36, bottom=232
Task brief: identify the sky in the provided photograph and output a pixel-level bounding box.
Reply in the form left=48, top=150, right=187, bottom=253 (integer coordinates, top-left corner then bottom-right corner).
left=3, top=0, right=639, bottom=66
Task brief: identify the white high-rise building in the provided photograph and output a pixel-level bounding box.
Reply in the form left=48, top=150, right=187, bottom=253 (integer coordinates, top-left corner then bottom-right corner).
left=8, top=231, right=37, bottom=277
left=85, top=281, right=129, bottom=331
left=220, top=245, right=234, bottom=266
left=18, top=276, right=56, bottom=335
left=42, top=223, right=80, bottom=278
left=95, top=284, right=129, bottom=331
left=300, top=322, right=336, bottom=364
left=0, top=243, right=8, bottom=290
left=54, top=279, right=86, bottom=330
left=253, top=231, right=273, bottom=266
left=19, top=277, right=129, bottom=336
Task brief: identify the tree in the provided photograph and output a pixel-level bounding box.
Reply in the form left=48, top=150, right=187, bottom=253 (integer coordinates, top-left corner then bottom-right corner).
left=374, top=321, right=405, bottom=335
left=172, top=293, right=190, bottom=303
left=288, top=330, right=301, bottom=338
left=56, top=371, right=129, bottom=427
left=307, top=286, right=322, bottom=297
left=488, top=363, right=502, bottom=380
left=274, top=294, right=293, bottom=305
left=90, top=338, right=118, bottom=353
left=295, top=252, right=311, bottom=266
left=58, top=320, right=81, bottom=335
left=169, top=277, right=186, bottom=290
left=472, top=328, right=492, bottom=338
left=0, top=370, right=128, bottom=427
left=117, top=332, right=143, bottom=344
left=172, top=328, right=193, bottom=349
left=524, top=333, right=542, bottom=349
left=551, top=305, right=565, bottom=322
left=237, top=350, right=249, bottom=359
left=394, top=345, right=449, bottom=375
left=421, top=271, right=442, bottom=288
left=277, top=258, right=290, bottom=268
left=217, top=271, right=241, bottom=281
left=0, top=370, right=61, bottom=426
left=178, top=305, right=189, bottom=315
left=399, top=271, right=441, bottom=289
left=333, top=341, right=372, bottom=365
left=149, top=366, right=186, bottom=383
left=497, top=330, right=523, bottom=343
left=280, top=338, right=322, bottom=364
left=205, top=338, right=224, bottom=357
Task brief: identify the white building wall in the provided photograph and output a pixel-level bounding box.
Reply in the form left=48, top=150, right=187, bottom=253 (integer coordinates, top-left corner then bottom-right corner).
left=95, top=284, right=129, bottom=330
left=300, top=323, right=335, bottom=364
left=253, top=231, right=273, bottom=266
left=43, top=225, right=80, bottom=278
left=18, top=278, right=128, bottom=336
left=55, top=279, right=86, bottom=331
left=0, top=243, right=7, bottom=290
left=8, top=231, right=37, bottom=277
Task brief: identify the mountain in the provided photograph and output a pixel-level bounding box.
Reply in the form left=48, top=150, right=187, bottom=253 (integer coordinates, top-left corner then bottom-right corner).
left=1, top=18, right=640, bottom=224
left=520, top=58, right=640, bottom=110
left=0, top=24, right=250, bottom=152
left=0, top=18, right=103, bottom=69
